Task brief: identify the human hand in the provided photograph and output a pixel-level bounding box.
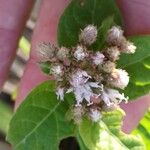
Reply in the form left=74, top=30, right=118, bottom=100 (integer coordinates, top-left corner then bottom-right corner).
left=0, top=0, right=150, bottom=134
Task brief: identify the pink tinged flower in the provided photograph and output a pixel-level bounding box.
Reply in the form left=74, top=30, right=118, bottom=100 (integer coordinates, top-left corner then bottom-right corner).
left=79, top=25, right=98, bottom=45
left=92, top=52, right=105, bottom=65
left=68, top=70, right=102, bottom=106
left=101, top=88, right=128, bottom=107
left=90, top=109, right=101, bottom=122
left=74, top=45, right=88, bottom=61
left=109, top=69, right=129, bottom=89
left=56, top=88, right=64, bottom=101
left=69, top=70, right=91, bottom=87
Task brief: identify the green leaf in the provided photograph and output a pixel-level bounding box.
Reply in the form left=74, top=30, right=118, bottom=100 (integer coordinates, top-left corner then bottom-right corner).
left=58, top=0, right=122, bottom=48
left=132, top=108, right=150, bottom=150
left=90, top=16, right=114, bottom=51
left=39, top=62, right=51, bottom=74
left=118, top=36, right=150, bottom=100
left=7, top=81, right=76, bottom=150
left=76, top=134, right=89, bottom=150
left=0, top=100, right=12, bottom=135
left=79, top=109, right=145, bottom=150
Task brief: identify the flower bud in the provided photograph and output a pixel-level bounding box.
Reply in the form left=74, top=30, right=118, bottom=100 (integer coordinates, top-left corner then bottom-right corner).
left=101, top=61, right=116, bottom=73
left=109, top=69, right=129, bottom=89
left=79, top=25, right=98, bottom=45
left=92, top=52, right=105, bottom=65
left=74, top=45, right=88, bottom=61
left=50, top=65, right=63, bottom=79
left=105, top=46, right=120, bottom=61
left=37, top=43, right=56, bottom=62
left=120, top=40, right=136, bottom=54
left=57, top=47, right=69, bottom=61
left=106, top=26, right=124, bottom=46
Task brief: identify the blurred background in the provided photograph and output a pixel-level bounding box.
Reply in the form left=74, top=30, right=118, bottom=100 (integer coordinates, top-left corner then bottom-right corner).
left=0, top=1, right=40, bottom=149
left=0, top=0, right=150, bottom=150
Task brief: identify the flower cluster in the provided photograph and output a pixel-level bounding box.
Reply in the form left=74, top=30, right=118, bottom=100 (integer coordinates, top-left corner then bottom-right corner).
left=38, top=25, right=136, bottom=123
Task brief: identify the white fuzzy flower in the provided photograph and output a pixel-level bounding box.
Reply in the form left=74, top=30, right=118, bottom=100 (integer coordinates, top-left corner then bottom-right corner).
left=92, top=52, right=105, bottom=65
left=107, top=26, right=124, bottom=45
left=69, top=70, right=91, bottom=87
left=74, top=45, right=88, bottom=61
left=126, top=41, right=136, bottom=54
left=101, top=88, right=128, bottom=107
left=120, top=40, right=136, bottom=54
left=90, top=109, right=101, bottom=122
left=79, top=25, right=98, bottom=45
left=50, top=65, right=63, bottom=78
left=68, top=70, right=102, bottom=106
left=56, top=87, right=64, bottom=101
left=109, top=69, right=129, bottom=89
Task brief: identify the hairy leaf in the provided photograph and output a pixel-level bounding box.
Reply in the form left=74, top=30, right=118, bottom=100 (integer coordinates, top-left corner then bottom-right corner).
left=7, top=81, right=76, bottom=150
left=79, top=109, right=145, bottom=150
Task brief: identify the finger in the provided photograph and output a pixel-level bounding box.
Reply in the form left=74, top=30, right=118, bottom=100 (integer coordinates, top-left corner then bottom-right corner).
left=16, top=0, right=70, bottom=107
left=0, top=0, right=34, bottom=88
left=116, top=0, right=150, bottom=35
left=121, top=94, right=150, bottom=133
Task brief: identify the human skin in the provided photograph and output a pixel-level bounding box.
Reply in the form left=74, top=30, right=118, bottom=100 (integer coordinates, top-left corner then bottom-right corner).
left=0, top=0, right=150, bottom=134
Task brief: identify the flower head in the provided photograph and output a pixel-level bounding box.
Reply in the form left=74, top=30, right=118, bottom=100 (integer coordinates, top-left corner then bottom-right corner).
left=92, top=52, right=105, bottom=65
left=105, top=46, right=120, bottom=61
left=101, top=61, right=116, bottom=73
left=109, top=69, right=129, bottom=89
left=74, top=45, right=88, bottom=61
left=106, top=26, right=124, bottom=46
left=57, top=47, right=69, bottom=61
left=121, top=41, right=136, bottom=54
left=37, top=43, right=56, bottom=61
left=80, top=25, right=98, bottom=45
left=38, top=24, right=135, bottom=123
left=50, top=65, right=63, bottom=79
left=68, top=70, right=102, bottom=106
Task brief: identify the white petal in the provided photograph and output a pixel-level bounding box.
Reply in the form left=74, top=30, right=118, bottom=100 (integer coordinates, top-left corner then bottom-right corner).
left=90, top=109, right=101, bottom=122
left=66, top=88, right=73, bottom=93
left=56, top=88, right=64, bottom=101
